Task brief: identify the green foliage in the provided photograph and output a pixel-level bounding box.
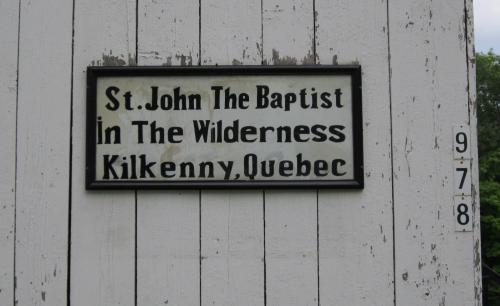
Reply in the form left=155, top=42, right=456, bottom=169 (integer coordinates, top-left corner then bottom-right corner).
left=477, top=51, right=500, bottom=155
left=477, top=51, right=500, bottom=304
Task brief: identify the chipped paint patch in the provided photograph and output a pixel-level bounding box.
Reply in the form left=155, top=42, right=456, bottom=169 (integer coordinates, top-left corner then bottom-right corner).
left=271, top=49, right=297, bottom=65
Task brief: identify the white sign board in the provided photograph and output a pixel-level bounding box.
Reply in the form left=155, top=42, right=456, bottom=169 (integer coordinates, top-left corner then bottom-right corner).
left=86, top=66, right=363, bottom=189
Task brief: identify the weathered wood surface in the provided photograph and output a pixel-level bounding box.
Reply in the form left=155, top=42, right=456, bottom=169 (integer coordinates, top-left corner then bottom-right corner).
left=466, top=0, right=483, bottom=303
left=390, top=0, right=479, bottom=305
left=0, top=0, right=19, bottom=304
left=262, top=1, right=318, bottom=305
left=15, top=0, right=72, bottom=305
left=136, top=1, right=200, bottom=305
left=316, top=1, right=394, bottom=304
left=71, top=1, right=136, bottom=305
left=201, top=0, right=265, bottom=305
left=0, top=0, right=481, bottom=305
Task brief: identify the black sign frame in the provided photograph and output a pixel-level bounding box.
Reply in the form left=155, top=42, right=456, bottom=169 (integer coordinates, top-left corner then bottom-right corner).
left=86, top=65, right=363, bottom=189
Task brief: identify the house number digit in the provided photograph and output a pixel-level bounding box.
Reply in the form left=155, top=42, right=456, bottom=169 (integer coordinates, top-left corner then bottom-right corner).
left=454, top=196, right=472, bottom=232
left=456, top=203, right=470, bottom=225
left=454, top=160, right=471, bottom=196
left=453, top=125, right=471, bottom=160
left=452, top=125, right=472, bottom=232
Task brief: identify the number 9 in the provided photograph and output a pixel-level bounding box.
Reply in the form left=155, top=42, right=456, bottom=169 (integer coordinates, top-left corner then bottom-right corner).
left=455, top=132, right=468, bottom=153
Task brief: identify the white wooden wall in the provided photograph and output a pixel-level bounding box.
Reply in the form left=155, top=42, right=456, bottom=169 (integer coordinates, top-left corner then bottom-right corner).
left=0, top=0, right=481, bottom=305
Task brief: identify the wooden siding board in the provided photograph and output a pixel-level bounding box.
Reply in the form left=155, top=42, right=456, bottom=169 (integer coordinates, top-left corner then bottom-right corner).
left=315, top=0, right=394, bottom=305
left=15, top=0, right=72, bottom=304
left=262, top=1, right=318, bottom=305
left=200, top=0, right=265, bottom=305
left=390, top=1, right=478, bottom=305
left=465, top=0, right=482, bottom=304
left=136, top=1, right=201, bottom=305
left=0, top=0, right=19, bottom=304
left=71, top=0, right=136, bottom=305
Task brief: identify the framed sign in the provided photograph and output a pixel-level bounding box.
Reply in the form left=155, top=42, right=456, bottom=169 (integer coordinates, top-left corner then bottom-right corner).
left=86, top=66, right=363, bottom=189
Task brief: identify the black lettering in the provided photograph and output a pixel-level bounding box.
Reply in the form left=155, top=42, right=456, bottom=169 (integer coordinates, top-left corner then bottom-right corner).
left=218, top=161, right=233, bottom=180
left=172, top=87, right=184, bottom=110
left=332, top=159, right=346, bottom=176
left=276, top=126, right=292, bottom=143
left=179, top=162, right=195, bottom=178
left=131, top=120, right=148, bottom=143
left=105, top=86, right=120, bottom=111
left=279, top=160, right=293, bottom=177
left=256, top=85, right=269, bottom=108
left=124, top=91, right=133, bottom=110
left=193, top=120, right=210, bottom=142
left=211, top=86, right=223, bottom=109
left=244, top=153, right=258, bottom=180
left=314, top=160, right=328, bottom=177
left=259, top=126, right=275, bottom=142
left=335, top=89, right=343, bottom=107
left=241, top=126, right=257, bottom=142
left=97, top=116, right=103, bottom=144
left=294, top=125, right=310, bottom=142
left=199, top=162, right=214, bottom=178
left=329, top=125, right=346, bottom=142
left=139, top=154, right=156, bottom=178
left=320, top=92, right=332, bottom=108
left=150, top=121, right=164, bottom=144
left=160, top=162, right=176, bottom=178
left=224, top=120, right=239, bottom=143
left=296, top=154, right=311, bottom=176
left=120, top=156, right=129, bottom=179
left=261, top=160, right=275, bottom=177
left=284, top=93, right=297, bottom=111
left=145, top=86, right=159, bottom=110
left=310, top=88, right=317, bottom=108
left=103, top=154, right=119, bottom=179
left=169, top=127, right=183, bottom=143
left=311, top=124, right=327, bottom=142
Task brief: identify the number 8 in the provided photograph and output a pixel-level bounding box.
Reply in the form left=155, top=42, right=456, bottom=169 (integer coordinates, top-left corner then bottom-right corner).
left=457, top=203, right=470, bottom=226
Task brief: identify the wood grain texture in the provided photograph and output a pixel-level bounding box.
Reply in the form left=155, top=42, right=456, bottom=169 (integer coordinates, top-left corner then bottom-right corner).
left=262, top=0, right=314, bottom=65
left=262, top=0, right=318, bottom=306
left=390, top=1, right=477, bottom=304
left=0, top=0, right=19, bottom=304
left=15, top=0, right=72, bottom=304
left=265, top=190, right=317, bottom=306
left=138, top=0, right=198, bottom=66
left=262, top=1, right=317, bottom=305
left=201, top=191, right=264, bottom=306
left=315, top=0, right=394, bottom=305
left=71, top=0, right=136, bottom=305
left=465, top=0, right=482, bottom=304
left=201, top=0, right=262, bottom=65
left=136, top=191, right=200, bottom=305
left=136, top=1, right=201, bottom=305
left=200, top=0, right=264, bottom=305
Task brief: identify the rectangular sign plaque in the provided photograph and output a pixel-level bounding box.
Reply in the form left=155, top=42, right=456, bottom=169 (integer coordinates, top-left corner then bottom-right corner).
left=86, top=66, right=363, bottom=189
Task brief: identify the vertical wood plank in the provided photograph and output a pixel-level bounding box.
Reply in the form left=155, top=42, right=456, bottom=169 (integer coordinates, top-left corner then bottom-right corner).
left=71, top=1, right=136, bottom=305
left=465, top=1, right=482, bottom=304
left=200, top=1, right=264, bottom=305
left=262, top=0, right=314, bottom=65
left=0, top=0, right=19, bottom=304
left=201, top=191, right=264, bottom=306
left=262, top=2, right=317, bottom=305
left=136, top=192, right=199, bottom=305
left=265, top=191, right=317, bottom=306
left=136, top=1, right=200, bottom=305
left=315, top=1, right=394, bottom=305
left=390, top=1, right=477, bottom=305
left=15, top=0, right=72, bottom=304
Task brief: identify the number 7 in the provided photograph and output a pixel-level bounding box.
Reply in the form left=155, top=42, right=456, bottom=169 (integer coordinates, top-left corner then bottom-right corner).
left=456, top=167, right=468, bottom=189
